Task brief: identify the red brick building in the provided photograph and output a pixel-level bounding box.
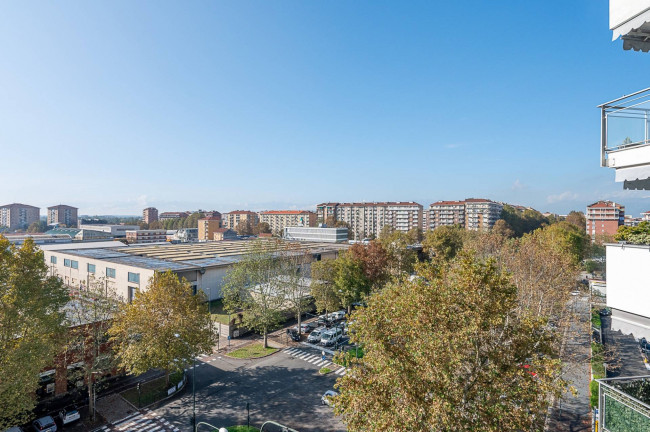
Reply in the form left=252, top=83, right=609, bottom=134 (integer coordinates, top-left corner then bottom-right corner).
left=586, top=200, right=625, bottom=239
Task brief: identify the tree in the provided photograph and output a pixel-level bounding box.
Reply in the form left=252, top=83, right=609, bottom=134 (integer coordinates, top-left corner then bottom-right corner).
left=148, top=220, right=163, bottom=230
left=27, top=220, right=48, bottom=233
left=615, top=221, right=650, bottom=245
left=236, top=219, right=254, bottom=235
left=254, top=222, right=271, bottom=235
left=491, top=219, right=514, bottom=238
left=0, top=238, right=69, bottom=428
left=275, top=244, right=313, bottom=335
left=108, top=271, right=215, bottom=385
left=422, top=225, right=466, bottom=261
left=335, top=252, right=566, bottom=431
left=334, top=252, right=371, bottom=313
left=379, top=229, right=418, bottom=275
left=565, top=211, right=586, bottom=230
left=64, top=278, right=120, bottom=420
left=324, top=216, right=337, bottom=227
left=406, top=227, right=423, bottom=243
left=348, top=241, right=389, bottom=290
left=500, top=205, right=549, bottom=237
left=310, top=260, right=341, bottom=314
left=222, top=241, right=293, bottom=347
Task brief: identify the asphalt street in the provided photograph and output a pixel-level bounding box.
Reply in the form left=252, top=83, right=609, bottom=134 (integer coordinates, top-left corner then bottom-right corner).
left=152, top=346, right=347, bottom=432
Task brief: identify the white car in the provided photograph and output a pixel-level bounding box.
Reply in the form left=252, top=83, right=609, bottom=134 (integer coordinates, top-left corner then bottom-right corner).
left=321, top=390, right=339, bottom=406
left=308, top=328, right=324, bottom=344
left=59, top=408, right=80, bottom=425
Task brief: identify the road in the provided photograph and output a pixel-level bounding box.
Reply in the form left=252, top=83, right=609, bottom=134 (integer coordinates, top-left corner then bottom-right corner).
left=153, top=345, right=347, bottom=432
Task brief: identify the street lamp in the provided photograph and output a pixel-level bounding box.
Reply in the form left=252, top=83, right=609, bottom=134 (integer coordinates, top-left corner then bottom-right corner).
left=195, top=422, right=227, bottom=432
left=174, top=333, right=196, bottom=430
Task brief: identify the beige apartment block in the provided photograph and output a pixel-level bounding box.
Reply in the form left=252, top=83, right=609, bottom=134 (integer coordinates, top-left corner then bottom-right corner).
left=0, top=203, right=40, bottom=230
left=464, top=198, right=503, bottom=231
left=223, top=211, right=259, bottom=230
left=198, top=216, right=223, bottom=241
left=125, top=229, right=168, bottom=244
left=47, top=204, right=78, bottom=227
left=426, top=201, right=466, bottom=230
left=259, top=210, right=316, bottom=235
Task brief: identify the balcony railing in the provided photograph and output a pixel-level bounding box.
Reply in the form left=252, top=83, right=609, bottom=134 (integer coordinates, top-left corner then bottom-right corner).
left=599, top=88, right=650, bottom=167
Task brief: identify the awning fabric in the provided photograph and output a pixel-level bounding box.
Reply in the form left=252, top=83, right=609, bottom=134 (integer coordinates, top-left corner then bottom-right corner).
left=615, top=165, right=650, bottom=182
left=612, top=8, right=650, bottom=40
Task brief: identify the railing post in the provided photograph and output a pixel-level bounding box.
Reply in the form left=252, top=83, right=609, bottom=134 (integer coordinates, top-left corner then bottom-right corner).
left=601, top=107, right=608, bottom=167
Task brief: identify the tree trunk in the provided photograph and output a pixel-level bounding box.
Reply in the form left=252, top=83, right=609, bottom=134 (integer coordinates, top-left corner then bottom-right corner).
left=263, top=328, right=268, bottom=348
left=88, top=376, right=95, bottom=421
left=297, top=309, right=302, bottom=335
left=165, top=369, right=170, bottom=387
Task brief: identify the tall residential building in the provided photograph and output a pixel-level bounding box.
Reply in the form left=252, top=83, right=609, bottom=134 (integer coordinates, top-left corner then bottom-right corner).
left=143, top=207, right=159, bottom=224
left=318, top=202, right=423, bottom=239
left=316, top=203, right=340, bottom=224
left=464, top=199, right=504, bottom=231
left=198, top=216, right=223, bottom=241
left=259, top=210, right=317, bottom=235
left=159, top=211, right=190, bottom=221
left=586, top=200, right=625, bottom=238
left=0, top=203, right=40, bottom=230
left=47, top=205, right=78, bottom=227
left=426, top=201, right=466, bottom=230
left=223, top=211, right=259, bottom=230
left=642, top=211, right=650, bottom=222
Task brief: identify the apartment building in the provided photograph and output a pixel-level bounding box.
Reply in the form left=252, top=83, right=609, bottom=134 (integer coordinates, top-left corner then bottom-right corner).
left=198, top=216, right=223, bottom=241
left=213, top=228, right=238, bottom=241
left=586, top=200, right=625, bottom=238
left=464, top=199, right=503, bottom=231
left=125, top=229, right=168, bottom=244
left=259, top=210, right=316, bottom=235
left=159, top=211, right=190, bottom=221
left=426, top=201, right=466, bottom=230
left=223, top=211, right=259, bottom=230
left=624, top=215, right=642, bottom=227
left=47, top=205, right=78, bottom=227
left=318, top=202, right=423, bottom=239
left=142, top=207, right=158, bottom=224
left=0, top=203, right=40, bottom=230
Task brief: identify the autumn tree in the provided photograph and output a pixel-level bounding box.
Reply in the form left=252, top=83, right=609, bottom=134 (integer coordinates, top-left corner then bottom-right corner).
left=335, top=252, right=566, bottom=431
left=310, top=260, right=342, bottom=314
left=108, top=271, right=215, bottom=385
left=276, top=244, right=313, bottom=335
left=222, top=240, right=293, bottom=347
left=565, top=211, right=586, bottom=230
left=0, top=238, right=69, bottom=428
left=491, top=219, right=514, bottom=238
left=27, top=220, right=48, bottom=233
left=254, top=222, right=271, bottom=235
left=422, top=225, right=466, bottom=261
left=235, top=219, right=254, bottom=235
left=65, top=278, right=120, bottom=420
left=499, top=205, right=549, bottom=237
left=348, top=241, right=389, bottom=289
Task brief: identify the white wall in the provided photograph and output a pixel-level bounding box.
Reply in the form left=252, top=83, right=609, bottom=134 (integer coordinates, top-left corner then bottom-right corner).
left=606, top=244, right=650, bottom=318
left=610, top=0, right=650, bottom=29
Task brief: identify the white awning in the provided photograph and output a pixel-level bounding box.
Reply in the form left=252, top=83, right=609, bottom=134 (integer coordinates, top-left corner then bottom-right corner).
left=612, top=7, right=650, bottom=40
left=615, top=165, right=650, bottom=182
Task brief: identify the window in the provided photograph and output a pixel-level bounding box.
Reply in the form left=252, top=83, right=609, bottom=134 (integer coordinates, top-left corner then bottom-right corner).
left=106, top=268, right=116, bottom=278
left=71, top=260, right=78, bottom=269
left=64, top=259, right=71, bottom=267
left=128, top=272, right=140, bottom=283
left=87, top=263, right=96, bottom=273
left=50, top=256, right=57, bottom=264
left=128, top=286, right=138, bottom=303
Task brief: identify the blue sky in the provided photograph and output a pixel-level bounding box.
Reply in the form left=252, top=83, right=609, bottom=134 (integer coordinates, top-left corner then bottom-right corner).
left=1, top=1, right=649, bottom=216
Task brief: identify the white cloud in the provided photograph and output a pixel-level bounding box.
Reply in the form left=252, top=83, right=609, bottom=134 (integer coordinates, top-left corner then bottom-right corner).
left=512, top=179, right=525, bottom=190
left=546, top=191, right=579, bottom=204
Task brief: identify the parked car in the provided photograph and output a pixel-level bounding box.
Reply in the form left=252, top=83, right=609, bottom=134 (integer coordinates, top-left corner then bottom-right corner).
left=321, top=390, right=339, bottom=407
left=32, top=417, right=57, bottom=432
left=300, top=322, right=317, bottom=333
left=308, top=328, right=324, bottom=344
left=287, top=328, right=300, bottom=342
left=58, top=408, right=80, bottom=425
left=320, top=328, right=343, bottom=347
left=3, top=427, right=23, bottom=432
left=332, top=310, right=346, bottom=321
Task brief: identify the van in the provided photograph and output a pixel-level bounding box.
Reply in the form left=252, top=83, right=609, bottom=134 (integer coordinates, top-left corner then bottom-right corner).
left=320, top=328, right=343, bottom=346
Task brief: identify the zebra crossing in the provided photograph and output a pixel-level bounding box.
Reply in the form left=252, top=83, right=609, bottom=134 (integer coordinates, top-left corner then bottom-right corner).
left=101, top=408, right=178, bottom=432
left=283, top=347, right=347, bottom=375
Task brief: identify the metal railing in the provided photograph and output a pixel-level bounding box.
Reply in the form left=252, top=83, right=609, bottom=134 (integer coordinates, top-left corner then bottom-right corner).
left=598, top=375, right=650, bottom=431
left=599, top=88, right=650, bottom=167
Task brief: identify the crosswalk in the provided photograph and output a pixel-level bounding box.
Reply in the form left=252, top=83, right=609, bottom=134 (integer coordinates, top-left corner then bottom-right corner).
left=283, top=347, right=348, bottom=375
left=101, top=408, right=178, bottom=432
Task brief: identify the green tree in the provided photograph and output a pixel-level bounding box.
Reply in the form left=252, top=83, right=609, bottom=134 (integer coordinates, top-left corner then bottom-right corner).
left=335, top=252, right=566, bottom=431
left=565, top=211, right=586, bottom=230
left=0, top=237, right=69, bottom=428
left=222, top=241, right=292, bottom=347
left=254, top=222, right=271, bottom=235
left=615, top=221, right=650, bottom=245
left=379, top=229, right=418, bottom=275
left=64, top=278, right=120, bottom=420
left=500, top=205, right=549, bottom=237
left=108, top=271, right=215, bottom=385
left=27, top=220, right=48, bottom=233
left=310, top=260, right=342, bottom=314
left=422, top=225, right=466, bottom=261
left=333, top=251, right=371, bottom=313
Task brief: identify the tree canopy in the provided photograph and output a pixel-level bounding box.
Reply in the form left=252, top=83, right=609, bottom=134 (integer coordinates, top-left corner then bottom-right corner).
left=0, top=238, right=69, bottom=428
left=615, top=221, right=650, bottom=245
left=335, top=252, right=566, bottom=431
left=422, top=225, right=466, bottom=261
left=499, top=205, right=549, bottom=237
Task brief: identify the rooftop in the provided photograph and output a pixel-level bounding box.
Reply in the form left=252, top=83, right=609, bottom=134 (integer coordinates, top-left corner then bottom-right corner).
left=260, top=210, right=314, bottom=215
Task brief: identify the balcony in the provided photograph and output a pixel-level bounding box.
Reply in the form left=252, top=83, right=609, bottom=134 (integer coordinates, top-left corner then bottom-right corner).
left=610, top=0, right=650, bottom=52
left=600, top=88, right=650, bottom=189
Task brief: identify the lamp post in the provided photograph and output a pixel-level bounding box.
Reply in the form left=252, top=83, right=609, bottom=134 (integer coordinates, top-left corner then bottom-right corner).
left=174, top=333, right=196, bottom=429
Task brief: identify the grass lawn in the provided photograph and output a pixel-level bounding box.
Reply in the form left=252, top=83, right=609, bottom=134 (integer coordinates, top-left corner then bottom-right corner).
left=227, top=343, right=278, bottom=359
left=225, top=427, right=259, bottom=432
left=591, top=308, right=602, bottom=328
left=209, top=299, right=234, bottom=325
left=319, top=367, right=332, bottom=374
left=121, top=371, right=184, bottom=408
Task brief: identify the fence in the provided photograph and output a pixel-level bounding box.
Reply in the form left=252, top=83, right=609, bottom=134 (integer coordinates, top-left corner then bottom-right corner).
left=598, top=376, right=650, bottom=431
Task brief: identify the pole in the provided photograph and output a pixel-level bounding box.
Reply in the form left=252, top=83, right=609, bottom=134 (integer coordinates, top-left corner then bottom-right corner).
left=137, top=382, right=141, bottom=408
left=247, top=402, right=250, bottom=427
left=192, top=356, right=196, bottom=430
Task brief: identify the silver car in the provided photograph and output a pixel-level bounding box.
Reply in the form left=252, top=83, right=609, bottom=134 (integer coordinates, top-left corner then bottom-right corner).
left=308, top=328, right=324, bottom=344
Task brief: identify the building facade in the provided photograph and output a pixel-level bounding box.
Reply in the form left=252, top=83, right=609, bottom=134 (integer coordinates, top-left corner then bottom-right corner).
left=223, top=211, right=259, bottom=231
left=198, top=216, right=223, bottom=241
left=159, top=211, right=190, bottom=221
left=0, top=203, right=40, bottom=230
left=125, top=229, right=168, bottom=244
left=586, top=200, right=625, bottom=238
left=426, top=201, right=466, bottom=230
left=318, top=202, right=423, bottom=239
left=316, top=203, right=340, bottom=225
left=213, top=228, right=238, bottom=241
left=142, top=207, right=159, bottom=224
left=283, top=226, right=349, bottom=243
left=464, top=199, right=503, bottom=231
left=77, top=224, right=139, bottom=237
left=259, top=211, right=317, bottom=235
left=47, top=205, right=78, bottom=227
